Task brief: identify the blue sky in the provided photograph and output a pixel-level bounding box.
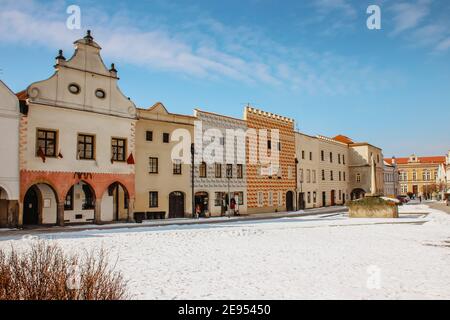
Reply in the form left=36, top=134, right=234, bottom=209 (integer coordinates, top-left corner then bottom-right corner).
left=1, top=0, right=449, bottom=157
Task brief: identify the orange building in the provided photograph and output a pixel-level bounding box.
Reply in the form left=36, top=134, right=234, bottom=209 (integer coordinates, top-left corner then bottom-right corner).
left=244, top=107, right=296, bottom=214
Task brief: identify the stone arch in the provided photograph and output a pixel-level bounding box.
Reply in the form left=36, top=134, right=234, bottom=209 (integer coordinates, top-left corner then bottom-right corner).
left=351, top=188, right=366, bottom=200
left=0, top=185, right=11, bottom=200
left=100, top=181, right=131, bottom=222
left=23, top=183, right=59, bottom=226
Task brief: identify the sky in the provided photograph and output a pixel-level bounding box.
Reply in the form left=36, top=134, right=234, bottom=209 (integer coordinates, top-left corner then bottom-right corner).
left=0, top=0, right=449, bottom=157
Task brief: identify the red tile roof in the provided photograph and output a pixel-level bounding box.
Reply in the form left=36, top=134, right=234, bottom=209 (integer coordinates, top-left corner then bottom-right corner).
left=332, top=135, right=354, bottom=144
left=385, top=156, right=446, bottom=165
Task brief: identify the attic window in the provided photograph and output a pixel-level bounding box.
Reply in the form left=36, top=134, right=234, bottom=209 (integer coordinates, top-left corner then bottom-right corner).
left=95, top=89, right=106, bottom=99
left=68, top=84, right=80, bottom=94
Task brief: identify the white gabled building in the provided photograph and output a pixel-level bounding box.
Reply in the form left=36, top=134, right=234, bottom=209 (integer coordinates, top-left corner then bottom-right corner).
left=0, top=80, right=20, bottom=227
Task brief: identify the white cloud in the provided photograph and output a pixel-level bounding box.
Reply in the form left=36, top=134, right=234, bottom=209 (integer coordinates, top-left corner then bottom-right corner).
left=390, top=0, right=432, bottom=35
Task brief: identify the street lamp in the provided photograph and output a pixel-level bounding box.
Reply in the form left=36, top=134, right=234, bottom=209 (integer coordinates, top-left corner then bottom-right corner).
left=191, top=143, right=196, bottom=219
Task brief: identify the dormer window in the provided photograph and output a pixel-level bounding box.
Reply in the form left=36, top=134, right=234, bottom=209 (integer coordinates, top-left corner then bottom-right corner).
left=68, top=83, right=80, bottom=94
left=95, top=89, right=106, bottom=99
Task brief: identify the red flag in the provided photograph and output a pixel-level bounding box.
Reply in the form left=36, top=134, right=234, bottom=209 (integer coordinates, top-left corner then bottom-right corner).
left=37, top=148, right=46, bottom=163
left=127, top=153, right=135, bottom=165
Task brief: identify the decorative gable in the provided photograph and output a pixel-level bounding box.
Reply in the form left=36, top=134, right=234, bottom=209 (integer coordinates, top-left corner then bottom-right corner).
left=24, top=30, right=136, bottom=119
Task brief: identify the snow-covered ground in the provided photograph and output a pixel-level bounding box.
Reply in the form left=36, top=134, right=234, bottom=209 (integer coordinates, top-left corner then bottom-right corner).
left=1, top=203, right=450, bottom=300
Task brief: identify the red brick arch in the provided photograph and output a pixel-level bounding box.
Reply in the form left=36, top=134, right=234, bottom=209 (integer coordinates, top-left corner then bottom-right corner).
left=20, top=170, right=135, bottom=203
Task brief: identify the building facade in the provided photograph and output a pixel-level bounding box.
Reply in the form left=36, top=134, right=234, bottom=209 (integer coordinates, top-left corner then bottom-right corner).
left=193, top=109, right=247, bottom=216
left=383, top=159, right=399, bottom=198
left=387, top=154, right=446, bottom=199
left=295, top=133, right=349, bottom=209
left=135, top=103, right=195, bottom=218
left=16, top=31, right=136, bottom=227
left=244, top=107, right=296, bottom=214
left=0, top=81, right=20, bottom=227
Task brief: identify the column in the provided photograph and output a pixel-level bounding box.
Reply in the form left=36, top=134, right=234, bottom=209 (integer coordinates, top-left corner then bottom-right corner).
left=94, top=201, right=101, bottom=225
left=127, top=198, right=135, bottom=222
left=56, top=201, right=65, bottom=227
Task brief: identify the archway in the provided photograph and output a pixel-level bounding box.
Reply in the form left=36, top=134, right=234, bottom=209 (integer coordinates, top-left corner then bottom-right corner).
left=351, top=188, right=366, bottom=200
left=64, top=181, right=96, bottom=223
left=286, top=191, right=294, bottom=212
left=195, top=192, right=209, bottom=217
left=0, top=186, right=11, bottom=227
left=23, top=183, right=58, bottom=226
left=169, top=191, right=185, bottom=219
left=101, top=182, right=129, bottom=222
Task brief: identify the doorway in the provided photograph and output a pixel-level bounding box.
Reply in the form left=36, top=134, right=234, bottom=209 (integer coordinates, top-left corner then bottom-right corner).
left=169, top=192, right=185, bottom=218
left=286, top=191, right=294, bottom=211
left=23, top=187, right=39, bottom=225
left=298, top=193, right=305, bottom=210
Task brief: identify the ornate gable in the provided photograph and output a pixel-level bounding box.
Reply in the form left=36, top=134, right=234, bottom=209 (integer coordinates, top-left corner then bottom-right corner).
left=24, top=30, right=136, bottom=119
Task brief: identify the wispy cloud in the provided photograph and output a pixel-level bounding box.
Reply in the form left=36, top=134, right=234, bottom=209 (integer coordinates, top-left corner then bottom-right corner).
left=0, top=0, right=395, bottom=95
left=389, top=0, right=432, bottom=35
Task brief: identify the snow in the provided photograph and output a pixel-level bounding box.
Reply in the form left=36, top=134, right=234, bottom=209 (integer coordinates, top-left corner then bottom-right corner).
left=1, top=203, right=450, bottom=300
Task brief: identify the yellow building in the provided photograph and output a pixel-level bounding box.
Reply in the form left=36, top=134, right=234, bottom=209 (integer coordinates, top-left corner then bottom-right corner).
left=135, top=103, right=195, bottom=218
left=385, top=154, right=446, bottom=199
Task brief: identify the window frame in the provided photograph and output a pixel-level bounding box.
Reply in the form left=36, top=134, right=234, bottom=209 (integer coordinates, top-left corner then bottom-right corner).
left=173, top=159, right=182, bottom=175
left=111, top=137, right=127, bottom=162
left=36, top=128, right=58, bottom=158
left=149, top=191, right=158, bottom=208
left=149, top=157, right=159, bottom=174
left=77, top=133, right=96, bottom=160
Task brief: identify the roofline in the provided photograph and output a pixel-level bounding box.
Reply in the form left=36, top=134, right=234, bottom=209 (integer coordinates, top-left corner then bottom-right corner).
left=194, top=108, right=247, bottom=123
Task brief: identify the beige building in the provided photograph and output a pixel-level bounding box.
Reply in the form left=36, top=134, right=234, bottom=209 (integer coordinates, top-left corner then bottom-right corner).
left=0, top=80, right=20, bottom=227
left=295, top=132, right=349, bottom=209
left=383, top=159, right=400, bottom=198
left=17, top=31, right=136, bottom=226
left=135, top=103, right=195, bottom=218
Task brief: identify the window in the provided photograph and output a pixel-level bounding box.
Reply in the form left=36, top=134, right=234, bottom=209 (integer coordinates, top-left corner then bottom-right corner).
left=77, top=134, right=95, bottom=160
left=64, top=186, right=74, bottom=210
left=330, top=170, right=334, bottom=181
left=278, top=191, right=283, bottom=206
left=306, top=169, right=311, bottom=183
left=237, top=164, right=243, bottom=179
left=163, top=133, right=170, bottom=143
left=257, top=192, right=264, bottom=207
left=338, top=154, right=341, bottom=164
left=267, top=140, right=272, bottom=150
left=95, top=89, right=106, bottom=99
left=173, top=159, right=182, bottom=175
left=268, top=191, right=273, bottom=206
left=307, top=192, right=311, bottom=204
left=322, top=170, right=325, bottom=181
left=302, top=150, right=305, bottom=160
left=111, top=138, right=126, bottom=162
left=321, top=150, right=325, bottom=161
left=146, top=131, right=153, bottom=141
left=277, top=142, right=281, bottom=151
left=343, top=172, right=346, bottom=181
left=339, top=190, right=342, bottom=200
left=356, top=173, right=361, bottom=183
left=149, top=157, right=158, bottom=174
left=299, top=169, right=304, bottom=183
left=312, top=170, right=317, bottom=183
left=215, top=163, right=222, bottom=178
left=313, top=192, right=317, bottom=203
left=413, top=171, right=417, bottom=181
left=82, top=185, right=95, bottom=210
left=200, top=162, right=207, bottom=178
left=377, top=154, right=380, bottom=163
left=339, top=171, right=342, bottom=181
left=236, top=192, right=244, bottom=205
left=68, top=83, right=80, bottom=94
left=37, top=129, right=57, bottom=157
left=226, top=164, right=233, bottom=178
left=309, top=152, right=313, bottom=161
left=330, top=152, right=333, bottom=163
left=215, top=192, right=223, bottom=207
left=343, top=155, right=345, bottom=165
left=219, top=137, right=225, bottom=146
left=149, top=192, right=158, bottom=208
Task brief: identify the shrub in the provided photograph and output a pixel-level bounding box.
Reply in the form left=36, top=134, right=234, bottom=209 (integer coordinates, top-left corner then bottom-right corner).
left=0, top=241, right=128, bottom=300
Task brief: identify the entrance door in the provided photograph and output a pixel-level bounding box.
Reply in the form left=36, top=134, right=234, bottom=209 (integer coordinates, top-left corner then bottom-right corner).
left=412, top=185, right=418, bottom=197
left=286, top=191, right=294, bottom=211
left=331, top=190, right=336, bottom=206
left=169, top=192, right=185, bottom=218
left=322, top=192, right=327, bottom=207
left=24, top=187, right=39, bottom=225
left=298, top=193, right=305, bottom=210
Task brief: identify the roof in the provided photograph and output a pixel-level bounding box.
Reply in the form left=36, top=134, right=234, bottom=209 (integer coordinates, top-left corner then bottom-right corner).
left=332, top=135, right=354, bottom=144
left=384, top=156, right=446, bottom=165
left=16, top=90, right=28, bottom=101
